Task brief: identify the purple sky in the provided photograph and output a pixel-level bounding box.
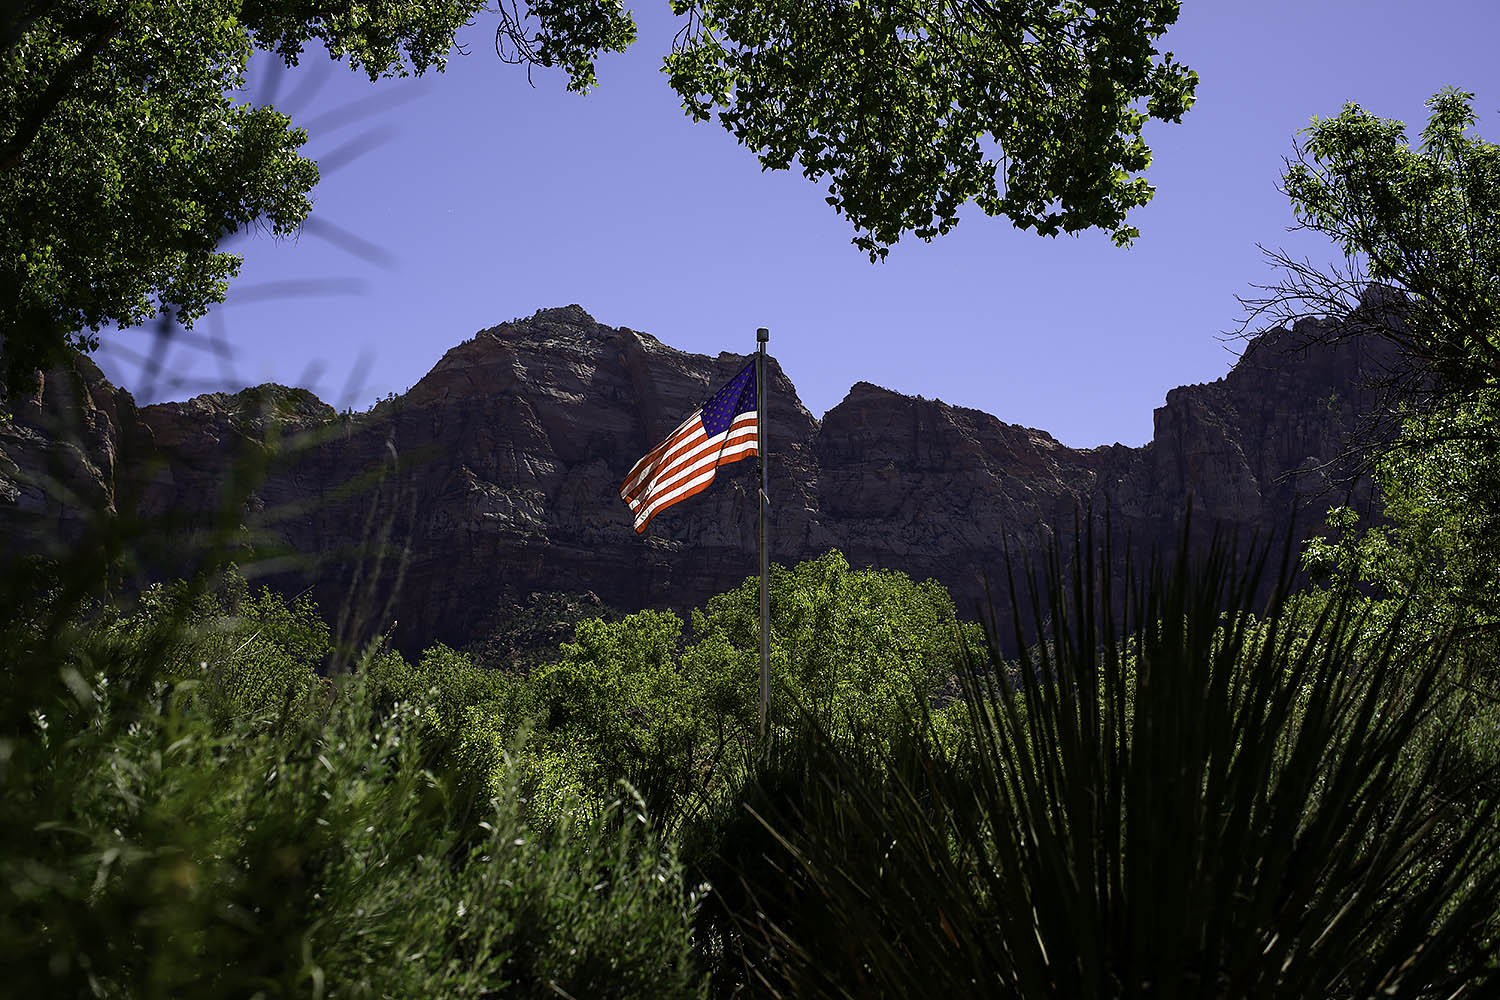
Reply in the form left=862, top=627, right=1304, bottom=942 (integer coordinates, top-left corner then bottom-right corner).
left=95, top=0, right=1500, bottom=448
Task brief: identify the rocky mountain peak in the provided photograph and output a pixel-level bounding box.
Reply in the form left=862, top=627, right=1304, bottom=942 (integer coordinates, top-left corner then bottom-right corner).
left=1, top=305, right=1395, bottom=664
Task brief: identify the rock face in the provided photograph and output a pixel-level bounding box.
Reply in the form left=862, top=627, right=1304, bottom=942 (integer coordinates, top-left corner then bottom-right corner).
left=0, top=304, right=1395, bottom=662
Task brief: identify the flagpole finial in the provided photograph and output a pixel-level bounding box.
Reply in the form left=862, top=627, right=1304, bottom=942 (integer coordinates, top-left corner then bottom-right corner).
left=757, top=327, right=769, bottom=342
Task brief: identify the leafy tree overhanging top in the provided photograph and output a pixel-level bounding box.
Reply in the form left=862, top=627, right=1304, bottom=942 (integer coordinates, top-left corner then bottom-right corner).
left=0, top=1, right=1195, bottom=390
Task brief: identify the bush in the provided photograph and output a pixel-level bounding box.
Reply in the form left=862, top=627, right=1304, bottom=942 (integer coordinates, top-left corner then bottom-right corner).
left=0, top=567, right=705, bottom=998
left=520, top=551, right=981, bottom=832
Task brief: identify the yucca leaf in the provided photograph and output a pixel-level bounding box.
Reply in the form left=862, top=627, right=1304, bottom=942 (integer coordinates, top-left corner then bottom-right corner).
left=737, top=516, right=1500, bottom=998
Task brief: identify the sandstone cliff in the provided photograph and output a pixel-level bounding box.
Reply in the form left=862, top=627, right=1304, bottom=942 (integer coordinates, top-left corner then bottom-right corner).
left=0, top=304, right=1395, bottom=663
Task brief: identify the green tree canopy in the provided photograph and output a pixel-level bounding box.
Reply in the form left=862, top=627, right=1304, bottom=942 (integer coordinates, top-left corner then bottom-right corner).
left=1268, top=89, right=1500, bottom=687
left=1247, top=88, right=1500, bottom=395
left=2, top=0, right=1196, bottom=390
left=0, top=0, right=487, bottom=392
left=519, top=550, right=978, bottom=825
left=1304, top=390, right=1500, bottom=683
left=657, top=0, right=1197, bottom=259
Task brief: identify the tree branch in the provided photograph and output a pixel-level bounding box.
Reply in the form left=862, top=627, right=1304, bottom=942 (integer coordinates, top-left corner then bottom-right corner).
left=0, top=15, right=123, bottom=172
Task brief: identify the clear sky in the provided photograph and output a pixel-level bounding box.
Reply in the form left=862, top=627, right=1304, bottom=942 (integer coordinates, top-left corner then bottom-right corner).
left=94, top=0, right=1500, bottom=448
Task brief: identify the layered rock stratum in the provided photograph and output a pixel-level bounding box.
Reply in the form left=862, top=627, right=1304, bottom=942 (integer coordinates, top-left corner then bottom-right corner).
left=0, top=304, right=1397, bottom=663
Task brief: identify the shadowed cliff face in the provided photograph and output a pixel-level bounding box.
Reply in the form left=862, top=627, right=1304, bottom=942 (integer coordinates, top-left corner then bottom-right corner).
left=0, top=304, right=1394, bottom=660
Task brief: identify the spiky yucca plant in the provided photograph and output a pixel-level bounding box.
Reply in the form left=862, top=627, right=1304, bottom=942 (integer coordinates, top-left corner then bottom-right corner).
left=737, top=522, right=1500, bottom=998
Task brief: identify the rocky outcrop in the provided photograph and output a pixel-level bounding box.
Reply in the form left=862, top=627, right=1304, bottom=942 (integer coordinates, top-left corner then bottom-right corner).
left=0, top=353, right=143, bottom=544
left=0, top=304, right=1396, bottom=663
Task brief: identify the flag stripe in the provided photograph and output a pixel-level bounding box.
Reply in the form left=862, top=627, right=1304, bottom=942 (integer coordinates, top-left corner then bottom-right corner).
left=619, top=411, right=702, bottom=494
left=628, top=447, right=756, bottom=532
left=622, top=414, right=758, bottom=510
left=621, top=423, right=757, bottom=531
left=618, top=359, right=759, bottom=534
left=621, top=410, right=758, bottom=502
left=625, top=433, right=758, bottom=527
left=623, top=419, right=757, bottom=508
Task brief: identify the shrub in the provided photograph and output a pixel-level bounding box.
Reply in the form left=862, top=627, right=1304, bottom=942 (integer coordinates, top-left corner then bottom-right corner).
left=0, top=569, right=705, bottom=998
left=521, top=551, right=981, bottom=833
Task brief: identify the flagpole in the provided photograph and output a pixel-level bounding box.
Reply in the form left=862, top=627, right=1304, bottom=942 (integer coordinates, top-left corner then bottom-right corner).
left=756, top=327, right=770, bottom=742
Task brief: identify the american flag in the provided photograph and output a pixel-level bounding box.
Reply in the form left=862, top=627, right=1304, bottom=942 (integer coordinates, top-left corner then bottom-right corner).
left=620, top=361, right=758, bottom=533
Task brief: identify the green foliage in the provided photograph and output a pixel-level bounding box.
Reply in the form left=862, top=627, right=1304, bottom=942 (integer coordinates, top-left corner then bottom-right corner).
left=503, top=0, right=640, bottom=94
left=1271, top=89, right=1500, bottom=628
left=498, top=550, right=983, bottom=990
left=0, top=0, right=484, bottom=390
left=366, top=640, right=522, bottom=725
left=359, top=641, right=533, bottom=825
left=1275, top=86, right=1500, bottom=847
left=4, top=1, right=303, bottom=388
left=1296, top=411, right=1500, bottom=884
left=694, top=549, right=979, bottom=734
left=0, top=569, right=704, bottom=998
left=1306, top=391, right=1500, bottom=656
left=100, top=573, right=332, bottom=731
left=1269, top=83, right=1500, bottom=826
left=239, top=0, right=490, bottom=80
left=3, top=1, right=1197, bottom=390
left=1299, top=392, right=1500, bottom=808
left=664, top=0, right=1197, bottom=259
left=6, top=517, right=1500, bottom=997
left=529, top=610, right=694, bottom=820
left=737, top=529, right=1500, bottom=998
left=521, top=551, right=977, bottom=831
left=1282, top=87, right=1500, bottom=391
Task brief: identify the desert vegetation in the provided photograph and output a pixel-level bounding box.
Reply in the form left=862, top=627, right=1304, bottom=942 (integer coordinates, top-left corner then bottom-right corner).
left=5, top=2, right=1500, bottom=996
left=3, top=505, right=1499, bottom=996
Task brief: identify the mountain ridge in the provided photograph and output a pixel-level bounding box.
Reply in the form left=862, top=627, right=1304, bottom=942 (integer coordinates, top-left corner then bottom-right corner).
left=0, top=302, right=1396, bottom=664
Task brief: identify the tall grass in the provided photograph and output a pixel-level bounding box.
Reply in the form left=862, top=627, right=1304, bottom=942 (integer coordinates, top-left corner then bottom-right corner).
left=0, top=567, right=707, bottom=997
left=0, top=378, right=707, bottom=998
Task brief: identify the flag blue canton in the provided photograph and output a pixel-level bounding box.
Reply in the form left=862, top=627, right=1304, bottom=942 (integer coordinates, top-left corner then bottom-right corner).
left=701, top=363, right=757, bottom=436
